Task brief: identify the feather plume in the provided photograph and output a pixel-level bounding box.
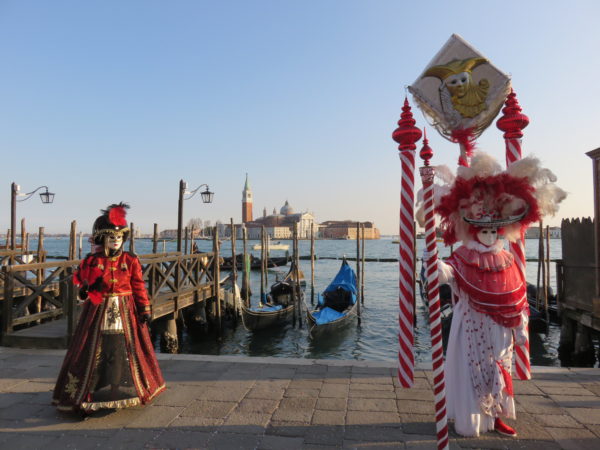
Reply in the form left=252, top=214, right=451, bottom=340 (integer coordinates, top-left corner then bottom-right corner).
left=105, top=202, right=129, bottom=227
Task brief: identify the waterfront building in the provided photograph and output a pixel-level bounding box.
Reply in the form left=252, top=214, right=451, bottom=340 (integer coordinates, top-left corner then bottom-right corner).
left=319, top=220, right=380, bottom=239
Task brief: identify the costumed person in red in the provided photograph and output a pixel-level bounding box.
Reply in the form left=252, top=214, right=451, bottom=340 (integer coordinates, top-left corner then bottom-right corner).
left=420, top=153, right=565, bottom=438
left=53, top=203, right=165, bottom=413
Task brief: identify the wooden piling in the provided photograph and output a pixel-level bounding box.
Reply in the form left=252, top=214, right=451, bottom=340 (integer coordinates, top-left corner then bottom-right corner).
left=356, top=222, right=361, bottom=324
left=35, top=227, right=45, bottom=319
left=545, top=225, right=551, bottom=328
left=310, top=222, right=315, bottom=305
left=230, top=218, right=237, bottom=322
left=69, top=221, right=77, bottom=260
left=292, top=224, right=297, bottom=327
left=184, top=227, right=189, bottom=254
left=213, top=226, right=222, bottom=337
left=78, top=232, right=83, bottom=259
left=536, top=221, right=543, bottom=310
left=242, top=226, right=250, bottom=306
left=295, top=223, right=302, bottom=328
left=153, top=224, right=158, bottom=253
left=260, top=226, right=265, bottom=304
left=361, top=223, right=365, bottom=305
left=130, top=223, right=136, bottom=254
left=20, top=218, right=26, bottom=254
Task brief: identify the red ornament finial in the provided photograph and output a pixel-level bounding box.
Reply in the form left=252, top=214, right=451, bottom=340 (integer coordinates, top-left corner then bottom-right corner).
left=392, top=97, right=422, bottom=152
left=496, top=89, right=529, bottom=139
left=419, top=128, right=433, bottom=166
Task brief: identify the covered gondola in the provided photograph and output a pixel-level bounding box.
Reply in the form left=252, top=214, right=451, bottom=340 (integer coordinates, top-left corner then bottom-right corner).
left=306, top=258, right=358, bottom=331
left=239, top=260, right=302, bottom=331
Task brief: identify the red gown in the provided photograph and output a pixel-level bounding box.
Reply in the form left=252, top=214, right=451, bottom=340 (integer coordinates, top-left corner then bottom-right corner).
left=53, top=251, right=165, bottom=412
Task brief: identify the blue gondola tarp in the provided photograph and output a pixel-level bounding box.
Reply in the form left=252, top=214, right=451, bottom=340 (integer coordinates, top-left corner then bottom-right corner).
left=312, top=306, right=346, bottom=325
left=323, top=260, right=357, bottom=305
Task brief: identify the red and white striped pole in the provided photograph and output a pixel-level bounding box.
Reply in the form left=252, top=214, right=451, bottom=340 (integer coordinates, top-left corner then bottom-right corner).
left=419, top=132, right=450, bottom=450
left=392, top=98, right=422, bottom=388
left=497, top=89, right=531, bottom=380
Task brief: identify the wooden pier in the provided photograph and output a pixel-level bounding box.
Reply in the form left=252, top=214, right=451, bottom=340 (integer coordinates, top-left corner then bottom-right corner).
left=1, top=249, right=222, bottom=350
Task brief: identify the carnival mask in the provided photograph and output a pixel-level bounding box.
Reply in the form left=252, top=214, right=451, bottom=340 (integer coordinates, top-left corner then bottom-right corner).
left=106, top=234, right=123, bottom=252
left=476, top=228, right=498, bottom=247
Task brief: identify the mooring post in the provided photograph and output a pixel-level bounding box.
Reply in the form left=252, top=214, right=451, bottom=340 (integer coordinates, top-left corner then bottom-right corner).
left=260, top=226, right=265, bottom=304
left=69, top=221, right=77, bottom=260
left=213, top=226, right=222, bottom=338
left=242, top=226, right=250, bottom=306
left=292, top=224, right=297, bottom=327
left=296, top=224, right=302, bottom=328
left=20, top=218, right=26, bottom=255
left=361, top=224, right=365, bottom=305
left=230, top=218, right=237, bottom=323
left=153, top=223, right=158, bottom=253
left=310, top=222, right=315, bottom=305
left=130, top=223, right=136, bottom=254
left=356, top=222, right=361, bottom=324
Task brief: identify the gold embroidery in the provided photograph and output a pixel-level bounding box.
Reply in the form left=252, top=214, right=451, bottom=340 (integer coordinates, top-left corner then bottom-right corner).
left=98, top=264, right=105, bottom=270
left=65, top=372, right=79, bottom=400
left=110, top=278, right=117, bottom=283
left=121, top=263, right=128, bottom=271
left=109, top=267, right=117, bottom=271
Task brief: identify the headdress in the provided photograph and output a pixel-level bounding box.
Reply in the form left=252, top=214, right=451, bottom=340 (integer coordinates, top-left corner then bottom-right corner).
left=417, top=152, right=566, bottom=245
left=92, top=202, right=130, bottom=244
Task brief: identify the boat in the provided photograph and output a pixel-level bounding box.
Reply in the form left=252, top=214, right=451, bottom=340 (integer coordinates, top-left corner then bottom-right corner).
left=220, top=254, right=289, bottom=271
left=306, top=258, right=358, bottom=331
left=252, top=240, right=290, bottom=251
left=238, top=260, right=303, bottom=331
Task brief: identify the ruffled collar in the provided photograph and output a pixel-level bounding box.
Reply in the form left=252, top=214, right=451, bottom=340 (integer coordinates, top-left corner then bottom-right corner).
left=451, top=243, right=514, bottom=272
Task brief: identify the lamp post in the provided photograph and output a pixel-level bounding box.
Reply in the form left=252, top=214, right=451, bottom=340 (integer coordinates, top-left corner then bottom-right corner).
left=177, top=179, right=213, bottom=252
left=10, top=182, right=55, bottom=250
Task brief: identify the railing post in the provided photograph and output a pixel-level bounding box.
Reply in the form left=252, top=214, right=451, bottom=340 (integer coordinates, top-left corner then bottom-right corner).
left=66, top=266, right=77, bottom=342
left=2, top=266, right=14, bottom=338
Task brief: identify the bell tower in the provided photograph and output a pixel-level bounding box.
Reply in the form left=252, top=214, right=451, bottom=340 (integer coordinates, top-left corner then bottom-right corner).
left=242, top=173, right=253, bottom=223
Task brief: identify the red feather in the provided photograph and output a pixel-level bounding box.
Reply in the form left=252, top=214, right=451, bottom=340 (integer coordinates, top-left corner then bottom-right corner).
left=109, top=206, right=128, bottom=226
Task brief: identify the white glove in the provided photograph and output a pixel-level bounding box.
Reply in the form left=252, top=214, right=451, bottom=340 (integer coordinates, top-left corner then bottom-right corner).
left=513, top=327, right=528, bottom=346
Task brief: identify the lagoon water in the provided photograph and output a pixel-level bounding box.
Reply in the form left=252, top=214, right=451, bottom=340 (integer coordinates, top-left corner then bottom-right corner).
left=38, top=236, right=562, bottom=366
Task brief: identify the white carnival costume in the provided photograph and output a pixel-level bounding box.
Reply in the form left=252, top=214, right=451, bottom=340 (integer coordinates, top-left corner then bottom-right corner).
left=419, top=152, right=566, bottom=437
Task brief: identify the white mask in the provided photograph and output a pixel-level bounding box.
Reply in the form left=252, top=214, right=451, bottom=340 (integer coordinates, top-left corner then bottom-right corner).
left=106, top=234, right=123, bottom=251
left=476, top=228, right=498, bottom=247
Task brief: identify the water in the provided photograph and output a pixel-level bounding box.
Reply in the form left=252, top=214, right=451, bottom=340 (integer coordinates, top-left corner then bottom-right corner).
left=27, top=236, right=563, bottom=365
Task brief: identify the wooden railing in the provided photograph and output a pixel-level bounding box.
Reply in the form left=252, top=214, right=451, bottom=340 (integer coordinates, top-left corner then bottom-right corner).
left=1, top=251, right=218, bottom=342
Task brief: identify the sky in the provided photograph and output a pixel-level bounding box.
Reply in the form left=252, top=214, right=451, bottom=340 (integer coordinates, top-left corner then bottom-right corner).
left=1, top=0, right=599, bottom=235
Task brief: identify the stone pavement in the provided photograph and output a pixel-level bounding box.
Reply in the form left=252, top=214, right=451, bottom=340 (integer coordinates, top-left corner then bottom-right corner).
left=0, top=346, right=599, bottom=449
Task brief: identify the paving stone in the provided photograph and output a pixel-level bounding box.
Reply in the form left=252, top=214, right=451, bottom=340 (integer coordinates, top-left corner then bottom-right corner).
left=272, top=407, right=313, bottom=422
left=279, top=396, right=317, bottom=410
left=54, top=432, right=111, bottom=449
left=180, top=400, right=236, bottom=419
left=454, top=436, right=511, bottom=448
left=253, top=379, right=289, bottom=390
left=564, top=407, right=600, bottom=425
left=516, top=394, right=564, bottom=415
left=316, top=397, right=347, bottom=411
left=105, top=428, right=160, bottom=449
left=125, top=405, right=185, bottom=428
left=348, top=397, right=397, bottom=412
left=538, top=386, right=595, bottom=396
left=545, top=427, right=599, bottom=450
left=346, top=410, right=399, bottom=426
left=581, top=383, right=600, bottom=396
left=288, top=379, right=323, bottom=390
left=312, top=409, right=345, bottom=426
left=350, top=376, right=393, bottom=386
left=533, top=413, right=585, bottom=428
left=304, top=425, right=345, bottom=446
left=322, top=376, right=351, bottom=385
left=510, top=412, right=553, bottom=440
left=350, top=383, right=394, bottom=392
left=152, top=385, right=199, bottom=407
left=344, top=439, right=407, bottom=449
left=207, top=431, right=261, bottom=449
left=344, top=424, right=406, bottom=442
left=0, top=392, right=38, bottom=408
left=266, top=420, right=309, bottom=437
left=196, top=386, right=249, bottom=402
left=513, top=381, right=544, bottom=395
left=319, top=383, right=349, bottom=398
left=402, top=418, right=436, bottom=436
left=258, top=434, right=305, bottom=450
left=245, top=387, right=285, bottom=400
left=297, top=364, right=328, bottom=374
left=284, top=387, right=321, bottom=398
left=0, top=432, right=62, bottom=449
left=548, top=395, right=600, bottom=408
left=168, top=415, right=224, bottom=430
left=150, top=429, right=213, bottom=448
left=395, top=388, right=434, bottom=402
left=0, top=401, right=47, bottom=420
left=349, top=389, right=395, bottom=400
left=235, top=398, right=278, bottom=414
left=222, top=411, right=271, bottom=434
left=396, top=399, right=433, bottom=415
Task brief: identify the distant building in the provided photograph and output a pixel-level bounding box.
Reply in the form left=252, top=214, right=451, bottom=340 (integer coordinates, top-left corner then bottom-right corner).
left=160, top=229, right=178, bottom=239
left=319, top=221, right=380, bottom=240
left=241, top=200, right=316, bottom=239
left=242, top=173, right=253, bottom=223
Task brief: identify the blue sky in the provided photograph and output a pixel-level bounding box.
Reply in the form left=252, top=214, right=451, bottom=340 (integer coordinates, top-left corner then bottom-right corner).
left=1, top=0, right=598, bottom=235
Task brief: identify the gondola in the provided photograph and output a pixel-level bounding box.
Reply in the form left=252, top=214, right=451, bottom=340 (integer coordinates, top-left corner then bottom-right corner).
left=220, top=254, right=289, bottom=271
left=306, top=258, right=358, bottom=331
left=238, top=260, right=302, bottom=331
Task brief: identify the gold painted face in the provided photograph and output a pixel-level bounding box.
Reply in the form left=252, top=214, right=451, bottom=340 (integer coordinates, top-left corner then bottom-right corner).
left=444, top=72, right=469, bottom=98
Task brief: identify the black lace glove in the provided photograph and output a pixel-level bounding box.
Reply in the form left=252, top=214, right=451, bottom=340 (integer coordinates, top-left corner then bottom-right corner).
left=139, top=312, right=152, bottom=324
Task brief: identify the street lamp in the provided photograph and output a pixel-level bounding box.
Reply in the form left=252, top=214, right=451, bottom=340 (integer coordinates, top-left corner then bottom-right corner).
left=177, top=179, right=213, bottom=252
left=10, top=182, right=55, bottom=250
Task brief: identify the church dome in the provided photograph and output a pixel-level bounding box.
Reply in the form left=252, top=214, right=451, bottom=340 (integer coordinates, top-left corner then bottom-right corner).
left=280, top=200, right=294, bottom=215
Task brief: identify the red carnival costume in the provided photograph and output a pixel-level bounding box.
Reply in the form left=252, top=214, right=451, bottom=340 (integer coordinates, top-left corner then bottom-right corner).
left=53, top=203, right=165, bottom=413
left=423, top=152, right=565, bottom=437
